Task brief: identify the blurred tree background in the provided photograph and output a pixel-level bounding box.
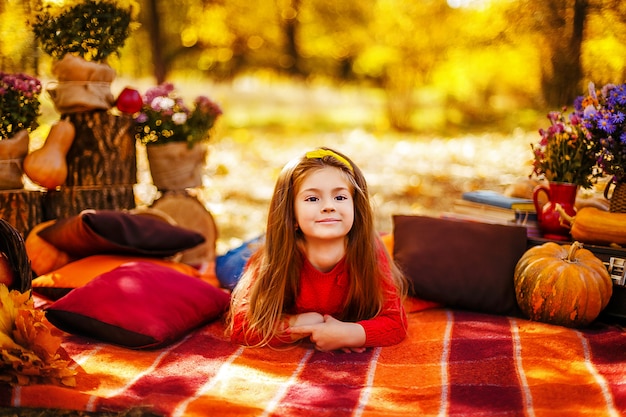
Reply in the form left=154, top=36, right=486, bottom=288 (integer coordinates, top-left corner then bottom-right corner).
left=2, top=0, right=626, bottom=244
left=1, top=0, right=625, bottom=133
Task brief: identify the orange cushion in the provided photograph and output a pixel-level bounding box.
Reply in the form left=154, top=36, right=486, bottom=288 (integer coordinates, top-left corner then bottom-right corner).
left=32, top=254, right=201, bottom=300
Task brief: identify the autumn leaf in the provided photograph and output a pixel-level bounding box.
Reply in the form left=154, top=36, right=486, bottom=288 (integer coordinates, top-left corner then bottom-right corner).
left=14, top=309, right=62, bottom=360
left=0, top=284, right=77, bottom=386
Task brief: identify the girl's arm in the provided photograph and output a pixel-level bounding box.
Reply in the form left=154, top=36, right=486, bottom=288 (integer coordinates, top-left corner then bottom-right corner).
left=230, top=309, right=324, bottom=347
left=357, top=250, right=408, bottom=347
left=289, top=280, right=406, bottom=350
left=290, top=315, right=367, bottom=352
left=289, top=251, right=407, bottom=350
left=356, top=281, right=407, bottom=347
left=358, top=245, right=407, bottom=347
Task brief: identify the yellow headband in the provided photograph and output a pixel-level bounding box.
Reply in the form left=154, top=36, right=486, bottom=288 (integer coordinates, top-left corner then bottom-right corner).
left=305, top=149, right=353, bottom=172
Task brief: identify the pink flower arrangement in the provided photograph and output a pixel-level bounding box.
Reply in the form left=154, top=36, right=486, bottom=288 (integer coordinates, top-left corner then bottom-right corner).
left=531, top=107, right=601, bottom=189
left=134, top=82, right=222, bottom=147
left=0, top=72, right=42, bottom=140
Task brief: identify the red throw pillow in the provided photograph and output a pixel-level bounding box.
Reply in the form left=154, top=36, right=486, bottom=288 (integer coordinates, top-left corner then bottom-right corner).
left=45, top=262, right=230, bottom=349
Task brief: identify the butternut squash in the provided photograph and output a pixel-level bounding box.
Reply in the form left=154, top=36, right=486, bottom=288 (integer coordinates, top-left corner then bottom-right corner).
left=23, top=117, right=75, bottom=189
left=556, top=205, right=626, bottom=246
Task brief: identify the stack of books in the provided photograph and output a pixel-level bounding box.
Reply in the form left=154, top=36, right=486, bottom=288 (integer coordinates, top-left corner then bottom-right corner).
left=442, top=190, right=540, bottom=236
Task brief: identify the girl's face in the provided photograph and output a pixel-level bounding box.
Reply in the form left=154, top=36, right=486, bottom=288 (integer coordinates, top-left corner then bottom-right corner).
left=294, top=166, right=355, bottom=244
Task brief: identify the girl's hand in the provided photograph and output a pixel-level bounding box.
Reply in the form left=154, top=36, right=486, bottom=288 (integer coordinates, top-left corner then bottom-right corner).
left=288, top=315, right=366, bottom=352
left=286, top=312, right=324, bottom=341
left=291, top=312, right=325, bottom=327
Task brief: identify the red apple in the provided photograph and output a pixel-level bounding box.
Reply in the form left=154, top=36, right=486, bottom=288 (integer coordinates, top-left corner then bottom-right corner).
left=0, top=252, right=14, bottom=288
left=116, top=87, right=143, bottom=114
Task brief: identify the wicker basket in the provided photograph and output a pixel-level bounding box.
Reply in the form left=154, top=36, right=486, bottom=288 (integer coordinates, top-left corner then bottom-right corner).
left=0, top=218, right=32, bottom=293
left=604, top=177, right=626, bottom=213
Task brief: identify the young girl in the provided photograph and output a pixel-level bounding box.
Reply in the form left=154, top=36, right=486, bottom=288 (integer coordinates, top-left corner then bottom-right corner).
left=227, top=147, right=407, bottom=352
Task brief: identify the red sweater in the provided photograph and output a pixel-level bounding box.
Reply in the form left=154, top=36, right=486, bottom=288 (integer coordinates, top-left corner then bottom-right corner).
left=230, top=249, right=408, bottom=348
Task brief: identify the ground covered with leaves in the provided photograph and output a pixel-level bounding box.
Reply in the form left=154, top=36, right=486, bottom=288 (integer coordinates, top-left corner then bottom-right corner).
left=136, top=127, right=535, bottom=254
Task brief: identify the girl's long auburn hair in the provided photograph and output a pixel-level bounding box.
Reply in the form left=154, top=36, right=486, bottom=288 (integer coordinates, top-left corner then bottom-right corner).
left=227, top=147, right=406, bottom=346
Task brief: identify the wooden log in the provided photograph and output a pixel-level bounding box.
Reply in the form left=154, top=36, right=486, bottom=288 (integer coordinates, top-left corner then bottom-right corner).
left=151, top=191, right=217, bottom=268
left=43, top=185, right=135, bottom=220
left=65, top=111, right=136, bottom=186
left=0, top=189, right=44, bottom=237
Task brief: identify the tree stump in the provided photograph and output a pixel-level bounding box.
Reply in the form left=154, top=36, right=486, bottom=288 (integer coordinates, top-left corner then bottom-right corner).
left=0, top=189, right=44, bottom=237
left=42, top=111, right=137, bottom=219
left=43, top=185, right=135, bottom=221
left=65, top=111, right=136, bottom=186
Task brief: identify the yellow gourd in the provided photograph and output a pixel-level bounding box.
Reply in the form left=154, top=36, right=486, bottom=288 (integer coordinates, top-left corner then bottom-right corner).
left=23, top=117, right=75, bottom=189
left=556, top=205, right=626, bottom=246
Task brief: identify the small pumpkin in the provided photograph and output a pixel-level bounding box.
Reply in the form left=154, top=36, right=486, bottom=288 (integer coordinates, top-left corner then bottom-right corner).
left=23, top=117, right=75, bottom=189
left=514, top=241, right=613, bottom=327
left=25, top=220, right=73, bottom=276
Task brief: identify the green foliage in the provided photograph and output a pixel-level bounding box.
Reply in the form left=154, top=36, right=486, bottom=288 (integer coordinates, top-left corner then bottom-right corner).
left=29, top=0, right=137, bottom=61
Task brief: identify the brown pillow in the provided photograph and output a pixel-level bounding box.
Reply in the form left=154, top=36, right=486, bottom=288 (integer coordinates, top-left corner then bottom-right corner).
left=37, top=209, right=205, bottom=259
left=392, top=215, right=527, bottom=316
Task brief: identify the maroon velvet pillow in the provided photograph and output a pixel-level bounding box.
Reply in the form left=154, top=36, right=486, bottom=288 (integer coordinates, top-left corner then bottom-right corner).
left=392, top=215, right=527, bottom=316
left=37, top=209, right=205, bottom=258
left=45, top=262, right=230, bottom=349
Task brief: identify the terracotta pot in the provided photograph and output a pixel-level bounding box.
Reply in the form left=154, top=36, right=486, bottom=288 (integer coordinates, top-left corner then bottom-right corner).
left=533, top=182, right=578, bottom=241
left=146, top=142, right=207, bottom=191
left=0, top=130, right=29, bottom=190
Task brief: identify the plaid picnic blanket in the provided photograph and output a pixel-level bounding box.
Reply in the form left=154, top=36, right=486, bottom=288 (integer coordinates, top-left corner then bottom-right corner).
left=1, top=306, right=625, bottom=417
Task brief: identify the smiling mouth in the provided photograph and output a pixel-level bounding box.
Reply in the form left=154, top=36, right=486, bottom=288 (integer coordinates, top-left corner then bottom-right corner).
left=317, top=218, right=339, bottom=223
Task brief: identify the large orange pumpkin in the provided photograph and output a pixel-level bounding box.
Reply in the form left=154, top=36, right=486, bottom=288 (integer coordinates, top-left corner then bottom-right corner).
left=514, top=241, right=613, bottom=327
